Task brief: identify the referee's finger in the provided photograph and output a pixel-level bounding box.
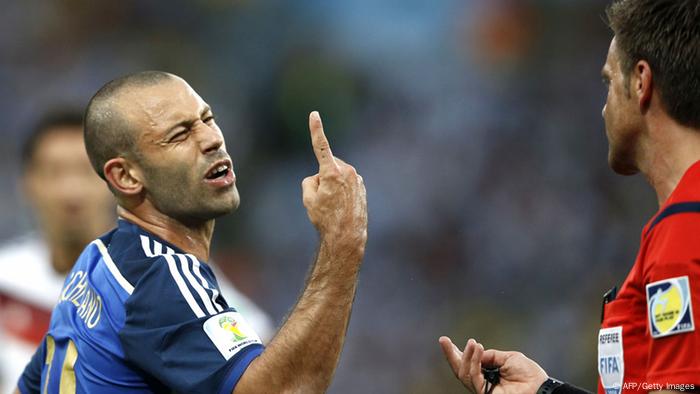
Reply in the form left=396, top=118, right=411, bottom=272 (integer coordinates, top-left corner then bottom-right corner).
left=438, top=336, right=462, bottom=376
left=481, top=349, right=509, bottom=368
left=468, top=342, right=485, bottom=392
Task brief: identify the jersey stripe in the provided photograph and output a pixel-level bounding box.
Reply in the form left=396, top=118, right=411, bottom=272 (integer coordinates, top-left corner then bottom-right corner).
left=645, top=201, right=700, bottom=237
left=177, top=254, right=219, bottom=315
left=94, top=239, right=135, bottom=295
left=152, top=239, right=175, bottom=256
left=153, top=241, right=163, bottom=255
left=142, top=236, right=222, bottom=317
left=189, top=254, right=224, bottom=313
left=140, top=235, right=154, bottom=257
left=163, top=254, right=205, bottom=318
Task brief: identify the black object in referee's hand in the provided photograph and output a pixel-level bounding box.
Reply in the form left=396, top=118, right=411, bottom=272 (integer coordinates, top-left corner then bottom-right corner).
left=481, top=367, right=500, bottom=394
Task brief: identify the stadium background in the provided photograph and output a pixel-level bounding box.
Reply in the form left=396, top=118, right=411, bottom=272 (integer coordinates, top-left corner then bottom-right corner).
left=0, top=0, right=656, bottom=392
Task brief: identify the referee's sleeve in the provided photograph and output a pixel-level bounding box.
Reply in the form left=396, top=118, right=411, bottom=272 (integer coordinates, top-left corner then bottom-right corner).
left=643, top=215, right=700, bottom=386
left=118, top=255, right=263, bottom=394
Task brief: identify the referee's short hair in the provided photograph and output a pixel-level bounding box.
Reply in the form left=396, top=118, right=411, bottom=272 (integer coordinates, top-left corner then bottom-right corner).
left=84, top=70, right=175, bottom=180
left=606, top=0, right=700, bottom=128
left=21, top=108, right=84, bottom=171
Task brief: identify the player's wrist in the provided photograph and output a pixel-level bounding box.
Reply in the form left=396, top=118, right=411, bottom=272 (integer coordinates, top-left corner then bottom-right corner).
left=319, top=233, right=366, bottom=261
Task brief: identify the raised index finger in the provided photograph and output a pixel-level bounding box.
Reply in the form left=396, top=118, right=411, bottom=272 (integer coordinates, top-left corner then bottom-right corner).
left=309, top=111, right=337, bottom=171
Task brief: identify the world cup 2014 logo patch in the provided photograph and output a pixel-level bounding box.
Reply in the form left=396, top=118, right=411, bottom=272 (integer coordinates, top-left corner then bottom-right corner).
left=646, top=276, right=694, bottom=338
left=204, top=311, right=262, bottom=360
left=219, top=316, right=248, bottom=341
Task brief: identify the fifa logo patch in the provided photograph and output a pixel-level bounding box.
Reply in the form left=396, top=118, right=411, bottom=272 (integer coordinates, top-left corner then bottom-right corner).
left=203, top=311, right=262, bottom=360
left=218, top=316, right=248, bottom=341
left=646, top=276, right=694, bottom=338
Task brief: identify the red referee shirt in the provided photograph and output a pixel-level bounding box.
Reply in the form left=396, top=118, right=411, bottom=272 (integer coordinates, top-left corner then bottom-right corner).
left=598, top=160, right=700, bottom=394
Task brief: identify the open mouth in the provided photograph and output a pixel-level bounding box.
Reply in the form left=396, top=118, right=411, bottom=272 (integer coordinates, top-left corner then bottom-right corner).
left=205, top=163, right=231, bottom=180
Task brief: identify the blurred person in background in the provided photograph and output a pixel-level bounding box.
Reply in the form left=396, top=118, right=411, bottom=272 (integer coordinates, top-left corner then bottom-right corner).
left=1, top=108, right=273, bottom=393
left=440, top=1, right=700, bottom=393
left=0, top=110, right=114, bottom=394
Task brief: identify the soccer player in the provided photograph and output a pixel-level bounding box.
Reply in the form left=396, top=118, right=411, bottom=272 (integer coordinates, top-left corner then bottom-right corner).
left=439, top=1, right=700, bottom=393
left=15, top=71, right=367, bottom=393
left=0, top=110, right=114, bottom=394
left=1, top=110, right=275, bottom=393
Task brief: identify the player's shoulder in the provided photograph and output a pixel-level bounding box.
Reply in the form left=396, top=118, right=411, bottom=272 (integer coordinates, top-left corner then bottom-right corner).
left=100, top=219, right=188, bottom=290
left=0, top=233, right=65, bottom=306
left=0, top=233, right=47, bottom=264
left=106, top=220, right=225, bottom=314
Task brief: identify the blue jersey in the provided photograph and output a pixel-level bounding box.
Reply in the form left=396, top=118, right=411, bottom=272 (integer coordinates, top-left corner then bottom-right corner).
left=18, top=219, right=264, bottom=394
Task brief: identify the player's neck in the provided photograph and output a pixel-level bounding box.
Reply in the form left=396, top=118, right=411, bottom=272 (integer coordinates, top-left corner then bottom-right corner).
left=638, top=116, right=700, bottom=207
left=47, top=238, right=85, bottom=275
left=116, top=205, right=214, bottom=262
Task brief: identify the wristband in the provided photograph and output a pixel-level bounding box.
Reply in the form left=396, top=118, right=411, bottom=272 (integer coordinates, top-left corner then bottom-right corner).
left=537, top=378, right=564, bottom=394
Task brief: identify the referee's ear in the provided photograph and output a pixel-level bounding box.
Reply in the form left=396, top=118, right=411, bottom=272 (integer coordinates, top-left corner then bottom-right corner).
left=103, top=157, right=144, bottom=197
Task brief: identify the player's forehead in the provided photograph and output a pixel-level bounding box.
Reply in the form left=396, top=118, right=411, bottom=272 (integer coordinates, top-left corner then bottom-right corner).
left=33, top=126, right=84, bottom=156
left=119, top=78, right=209, bottom=136
left=30, top=127, right=88, bottom=166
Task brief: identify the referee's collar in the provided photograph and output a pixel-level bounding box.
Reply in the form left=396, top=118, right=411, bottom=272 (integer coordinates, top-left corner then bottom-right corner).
left=661, top=159, right=700, bottom=207
left=642, top=159, right=700, bottom=237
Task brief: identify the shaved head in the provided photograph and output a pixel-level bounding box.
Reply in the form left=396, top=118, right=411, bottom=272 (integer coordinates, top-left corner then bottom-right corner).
left=84, top=71, right=176, bottom=180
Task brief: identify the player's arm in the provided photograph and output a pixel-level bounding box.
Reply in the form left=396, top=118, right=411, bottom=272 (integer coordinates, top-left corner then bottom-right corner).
left=233, top=111, right=367, bottom=394
left=15, top=336, right=47, bottom=394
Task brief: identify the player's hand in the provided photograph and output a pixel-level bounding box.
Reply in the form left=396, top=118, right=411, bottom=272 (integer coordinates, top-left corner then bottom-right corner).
left=439, top=337, right=548, bottom=394
left=302, top=111, right=367, bottom=257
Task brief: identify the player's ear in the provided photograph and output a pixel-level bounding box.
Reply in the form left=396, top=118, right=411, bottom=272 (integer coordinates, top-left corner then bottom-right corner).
left=103, top=157, right=144, bottom=196
left=634, top=60, right=653, bottom=112
left=21, top=166, right=41, bottom=206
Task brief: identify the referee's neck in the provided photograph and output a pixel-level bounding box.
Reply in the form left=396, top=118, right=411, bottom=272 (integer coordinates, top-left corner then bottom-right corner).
left=639, top=120, right=700, bottom=207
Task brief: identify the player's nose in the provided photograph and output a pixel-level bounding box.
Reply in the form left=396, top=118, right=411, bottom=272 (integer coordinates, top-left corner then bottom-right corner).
left=197, top=123, right=224, bottom=154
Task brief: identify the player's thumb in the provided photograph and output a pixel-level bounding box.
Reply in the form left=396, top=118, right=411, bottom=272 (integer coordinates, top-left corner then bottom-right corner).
left=302, top=175, right=319, bottom=207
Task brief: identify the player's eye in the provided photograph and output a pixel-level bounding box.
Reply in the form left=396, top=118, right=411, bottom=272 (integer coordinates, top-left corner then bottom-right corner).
left=204, top=114, right=215, bottom=124
left=169, top=129, right=189, bottom=143
left=602, top=76, right=611, bottom=87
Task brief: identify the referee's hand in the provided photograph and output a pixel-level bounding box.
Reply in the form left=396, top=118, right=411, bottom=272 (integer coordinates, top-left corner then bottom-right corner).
left=439, top=337, right=548, bottom=394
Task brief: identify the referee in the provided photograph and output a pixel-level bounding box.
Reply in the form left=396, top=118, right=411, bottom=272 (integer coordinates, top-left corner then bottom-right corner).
left=440, top=1, right=700, bottom=393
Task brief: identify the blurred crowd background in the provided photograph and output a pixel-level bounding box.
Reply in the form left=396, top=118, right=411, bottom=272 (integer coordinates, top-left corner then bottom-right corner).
left=1, top=0, right=659, bottom=392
